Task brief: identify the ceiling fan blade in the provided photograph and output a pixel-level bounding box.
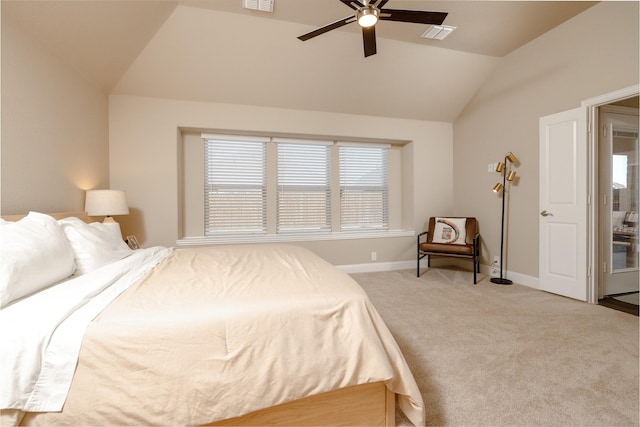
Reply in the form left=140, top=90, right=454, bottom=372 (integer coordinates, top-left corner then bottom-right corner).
left=298, top=16, right=356, bottom=41
left=379, top=9, right=448, bottom=25
left=374, top=0, right=390, bottom=8
left=339, top=0, right=365, bottom=10
left=362, top=26, right=377, bottom=57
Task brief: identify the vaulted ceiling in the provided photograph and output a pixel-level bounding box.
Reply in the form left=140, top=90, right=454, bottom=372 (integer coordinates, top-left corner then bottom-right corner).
left=2, top=0, right=598, bottom=121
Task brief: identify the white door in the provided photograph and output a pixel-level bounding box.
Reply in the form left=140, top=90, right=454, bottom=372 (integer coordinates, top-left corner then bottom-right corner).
left=600, top=108, right=639, bottom=296
left=539, top=107, right=588, bottom=301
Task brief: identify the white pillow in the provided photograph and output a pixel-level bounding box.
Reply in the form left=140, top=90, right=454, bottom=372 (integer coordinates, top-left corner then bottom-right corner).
left=59, top=217, right=132, bottom=275
left=432, top=217, right=467, bottom=244
left=0, top=212, right=76, bottom=307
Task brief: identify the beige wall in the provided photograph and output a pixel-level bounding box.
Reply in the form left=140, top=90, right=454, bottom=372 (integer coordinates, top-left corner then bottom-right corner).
left=109, top=95, right=453, bottom=265
left=453, top=1, right=639, bottom=278
left=5, top=1, right=635, bottom=273
left=0, top=8, right=109, bottom=214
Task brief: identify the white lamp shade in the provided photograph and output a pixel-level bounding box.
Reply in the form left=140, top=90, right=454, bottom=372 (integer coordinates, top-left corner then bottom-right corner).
left=85, top=190, right=129, bottom=216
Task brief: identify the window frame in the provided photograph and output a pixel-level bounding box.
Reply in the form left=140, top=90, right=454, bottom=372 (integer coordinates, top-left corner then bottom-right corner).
left=177, top=133, right=411, bottom=246
left=338, top=142, right=390, bottom=232
left=275, top=138, right=333, bottom=235
left=202, top=134, right=268, bottom=237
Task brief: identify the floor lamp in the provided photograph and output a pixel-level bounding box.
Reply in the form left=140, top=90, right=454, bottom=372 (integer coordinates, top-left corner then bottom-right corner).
left=491, top=152, right=518, bottom=285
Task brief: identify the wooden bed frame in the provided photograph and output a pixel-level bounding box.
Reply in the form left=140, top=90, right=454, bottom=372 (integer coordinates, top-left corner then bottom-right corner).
left=207, top=382, right=395, bottom=426
left=1, top=212, right=398, bottom=427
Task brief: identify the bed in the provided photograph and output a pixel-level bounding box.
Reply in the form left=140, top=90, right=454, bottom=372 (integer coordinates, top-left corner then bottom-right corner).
left=0, top=212, right=424, bottom=426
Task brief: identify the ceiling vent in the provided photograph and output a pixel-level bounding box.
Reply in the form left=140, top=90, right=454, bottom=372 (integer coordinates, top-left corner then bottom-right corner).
left=421, top=25, right=456, bottom=40
left=243, top=0, right=274, bottom=12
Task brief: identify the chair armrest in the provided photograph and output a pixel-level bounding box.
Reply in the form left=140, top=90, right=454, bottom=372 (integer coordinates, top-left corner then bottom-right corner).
left=417, top=231, right=429, bottom=246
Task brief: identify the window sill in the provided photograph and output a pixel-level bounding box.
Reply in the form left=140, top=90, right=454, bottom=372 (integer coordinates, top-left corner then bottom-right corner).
left=176, top=230, right=415, bottom=246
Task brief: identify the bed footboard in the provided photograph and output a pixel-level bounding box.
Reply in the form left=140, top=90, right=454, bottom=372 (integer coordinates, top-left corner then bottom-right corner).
left=204, top=381, right=395, bottom=427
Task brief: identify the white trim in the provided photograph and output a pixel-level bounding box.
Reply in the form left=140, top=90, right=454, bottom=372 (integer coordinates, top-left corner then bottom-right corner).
left=497, top=270, right=539, bottom=289
left=582, top=85, right=639, bottom=304
left=337, top=141, right=391, bottom=149
left=176, top=229, right=415, bottom=246
left=478, top=264, right=539, bottom=288
left=337, top=260, right=415, bottom=274
left=273, top=137, right=332, bottom=146
left=201, top=133, right=270, bottom=143
left=581, top=85, right=639, bottom=108
left=337, top=261, right=540, bottom=288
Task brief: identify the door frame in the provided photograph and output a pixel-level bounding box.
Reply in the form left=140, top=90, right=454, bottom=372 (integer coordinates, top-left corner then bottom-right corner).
left=582, top=84, right=639, bottom=304
left=598, top=105, right=639, bottom=297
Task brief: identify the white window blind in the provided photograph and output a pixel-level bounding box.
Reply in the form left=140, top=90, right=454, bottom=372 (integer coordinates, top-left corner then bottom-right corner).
left=203, top=136, right=267, bottom=235
left=276, top=140, right=331, bottom=234
left=339, top=144, right=389, bottom=231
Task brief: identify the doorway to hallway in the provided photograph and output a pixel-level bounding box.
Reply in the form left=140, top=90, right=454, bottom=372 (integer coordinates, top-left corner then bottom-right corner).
left=597, top=102, right=639, bottom=304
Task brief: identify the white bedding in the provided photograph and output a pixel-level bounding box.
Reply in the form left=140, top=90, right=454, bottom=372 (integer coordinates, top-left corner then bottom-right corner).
left=2, top=244, right=424, bottom=426
left=0, top=246, right=173, bottom=411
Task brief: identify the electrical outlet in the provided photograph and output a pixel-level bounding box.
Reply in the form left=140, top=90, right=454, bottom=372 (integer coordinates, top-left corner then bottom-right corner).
left=490, top=256, right=500, bottom=277
left=371, top=252, right=377, bottom=261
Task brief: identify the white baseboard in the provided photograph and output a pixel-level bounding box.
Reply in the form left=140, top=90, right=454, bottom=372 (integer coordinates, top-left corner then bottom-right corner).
left=495, top=269, right=539, bottom=289
left=336, top=260, right=416, bottom=274
left=337, top=260, right=540, bottom=289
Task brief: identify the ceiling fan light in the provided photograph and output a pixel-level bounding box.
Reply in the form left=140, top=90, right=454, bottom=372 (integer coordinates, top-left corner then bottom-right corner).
left=357, top=7, right=379, bottom=28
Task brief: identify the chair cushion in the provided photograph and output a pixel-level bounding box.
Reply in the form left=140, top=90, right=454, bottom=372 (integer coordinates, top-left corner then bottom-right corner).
left=419, top=242, right=474, bottom=256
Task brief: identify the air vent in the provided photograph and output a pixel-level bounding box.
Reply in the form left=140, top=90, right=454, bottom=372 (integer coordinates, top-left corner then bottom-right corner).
left=243, top=0, right=274, bottom=12
left=421, top=25, right=456, bottom=40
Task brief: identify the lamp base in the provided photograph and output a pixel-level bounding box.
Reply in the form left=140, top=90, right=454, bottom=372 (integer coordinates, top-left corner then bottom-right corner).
left=490, top=277, right=513, bottom=285
left=102, top=216, right=123, bottom=239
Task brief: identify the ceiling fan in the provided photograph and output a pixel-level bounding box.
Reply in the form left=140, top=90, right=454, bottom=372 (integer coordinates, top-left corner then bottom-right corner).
left=297, top=0, right=448, bottom=57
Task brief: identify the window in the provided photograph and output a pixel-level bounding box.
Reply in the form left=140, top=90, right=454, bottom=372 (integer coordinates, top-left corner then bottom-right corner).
left=276, top=140, right=331, bottom=234
left=339, top=143, right=389, bottom=231
left=200, top=134, right=392, bottom=241
left=203, top=135, right=267, bottom=236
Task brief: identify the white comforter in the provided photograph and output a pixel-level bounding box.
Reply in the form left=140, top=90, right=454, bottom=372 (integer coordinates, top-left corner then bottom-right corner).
left=2, top=244, right=424, bottom=426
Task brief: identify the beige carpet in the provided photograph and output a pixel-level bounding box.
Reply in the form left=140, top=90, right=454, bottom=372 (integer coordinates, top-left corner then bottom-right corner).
left=351, top=267, right=639, bottom=426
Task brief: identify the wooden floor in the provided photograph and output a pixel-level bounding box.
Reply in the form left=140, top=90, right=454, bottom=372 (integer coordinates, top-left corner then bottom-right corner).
left=598, top=297, right=639, bottom=316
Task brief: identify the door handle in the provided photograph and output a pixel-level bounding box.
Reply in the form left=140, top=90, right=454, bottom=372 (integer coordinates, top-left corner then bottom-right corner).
left=540, top=210, right=553, bottom=217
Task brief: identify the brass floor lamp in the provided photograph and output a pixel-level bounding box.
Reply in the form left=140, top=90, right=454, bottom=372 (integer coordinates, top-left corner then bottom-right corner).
left=491, top=152, right=518, bottom=285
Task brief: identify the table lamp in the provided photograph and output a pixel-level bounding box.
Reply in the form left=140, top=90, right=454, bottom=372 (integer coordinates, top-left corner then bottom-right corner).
left=85, top=190, right=129, bottom=237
